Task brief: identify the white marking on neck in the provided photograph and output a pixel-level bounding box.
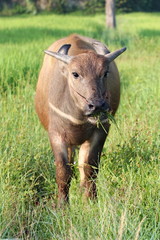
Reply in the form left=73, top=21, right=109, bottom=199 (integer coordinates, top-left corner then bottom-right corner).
left=49, top=102, right=86, bottom=125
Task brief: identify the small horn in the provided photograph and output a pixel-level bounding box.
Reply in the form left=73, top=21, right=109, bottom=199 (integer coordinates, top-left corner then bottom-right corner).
left=44, top=50, right=73, bottom=64
left=58, top=44, right=71, bottom=55
left=105, top=47, right=127, bottom=62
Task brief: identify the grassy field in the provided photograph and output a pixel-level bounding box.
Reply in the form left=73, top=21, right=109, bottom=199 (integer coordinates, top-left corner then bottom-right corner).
left=0, top=12, right=159, bottom=239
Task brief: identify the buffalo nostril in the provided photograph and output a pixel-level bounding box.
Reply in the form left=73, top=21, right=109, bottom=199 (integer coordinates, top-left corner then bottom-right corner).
left=101, top=102, right=106, bottom=108
left=88, top=104, right=94, bottom=110
left=100, top=101, right=111, bottom=112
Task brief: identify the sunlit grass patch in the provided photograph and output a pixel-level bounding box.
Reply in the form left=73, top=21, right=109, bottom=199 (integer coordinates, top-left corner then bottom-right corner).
left=0, top=12, right=159, bottom=239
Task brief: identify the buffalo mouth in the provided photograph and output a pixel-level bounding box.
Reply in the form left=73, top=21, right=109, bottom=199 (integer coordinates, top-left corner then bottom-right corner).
left=87, top=111, right=111, bottom=125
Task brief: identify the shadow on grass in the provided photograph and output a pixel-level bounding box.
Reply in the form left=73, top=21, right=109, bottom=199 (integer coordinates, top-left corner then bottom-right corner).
left=139, top=29, right=160, bottom=38
left=102, top=31, right=131, bottom=49
left=0, top=26, right=97, bottom=44
left=0, top=24, right=133, bottom=47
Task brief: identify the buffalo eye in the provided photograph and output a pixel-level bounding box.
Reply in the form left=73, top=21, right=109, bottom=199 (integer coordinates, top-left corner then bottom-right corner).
left=103, top=70, right=109, bottom=78
left=72, top=72, right=79, bottom=79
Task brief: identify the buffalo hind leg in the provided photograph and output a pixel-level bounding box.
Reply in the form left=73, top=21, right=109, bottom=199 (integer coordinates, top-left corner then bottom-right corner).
left=49, top=135, right=72, bottom=206
left=78, top=129, right=108, bottom=199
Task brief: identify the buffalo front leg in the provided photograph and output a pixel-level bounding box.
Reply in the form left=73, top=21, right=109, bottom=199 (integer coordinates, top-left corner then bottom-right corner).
left=49, top=135, right=72, bottom=205
left=78, top=129, right=108, bottom=199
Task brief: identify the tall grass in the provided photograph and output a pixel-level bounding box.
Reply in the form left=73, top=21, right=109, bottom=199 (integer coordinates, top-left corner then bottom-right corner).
left=0, top=12, right=159, bottom=239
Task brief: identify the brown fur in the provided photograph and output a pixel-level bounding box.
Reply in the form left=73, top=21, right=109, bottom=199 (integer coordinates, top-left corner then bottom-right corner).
left=35, top=34, right=122, bottom=205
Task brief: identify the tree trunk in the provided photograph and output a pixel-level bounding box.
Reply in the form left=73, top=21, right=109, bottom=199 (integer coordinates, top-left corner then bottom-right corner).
left=36, top=0, right=49, bottom=10
left=106, top=0, right=116, bottom=28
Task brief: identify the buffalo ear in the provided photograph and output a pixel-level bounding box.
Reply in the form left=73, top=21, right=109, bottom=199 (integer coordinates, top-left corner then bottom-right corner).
left=92, top=41, right=110, bottom=55
left=58, top=44, right=71, bottom=55
left=105, top=47, right=126, bottom=63
left=44, top=44, right=73, bottom=64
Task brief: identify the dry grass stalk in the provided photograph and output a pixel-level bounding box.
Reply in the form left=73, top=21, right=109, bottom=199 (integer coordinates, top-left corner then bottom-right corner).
left=117, top=209, right=127, bottom=240
left=134, top=217, right=146, bottom=240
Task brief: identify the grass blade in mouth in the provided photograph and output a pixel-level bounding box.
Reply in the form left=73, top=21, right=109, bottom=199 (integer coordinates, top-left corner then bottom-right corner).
left=96, top=112, right=119, bottom=135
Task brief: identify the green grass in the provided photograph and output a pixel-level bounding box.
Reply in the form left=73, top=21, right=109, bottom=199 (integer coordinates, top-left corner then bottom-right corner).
left=0, top=12, right=159, bottom=239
